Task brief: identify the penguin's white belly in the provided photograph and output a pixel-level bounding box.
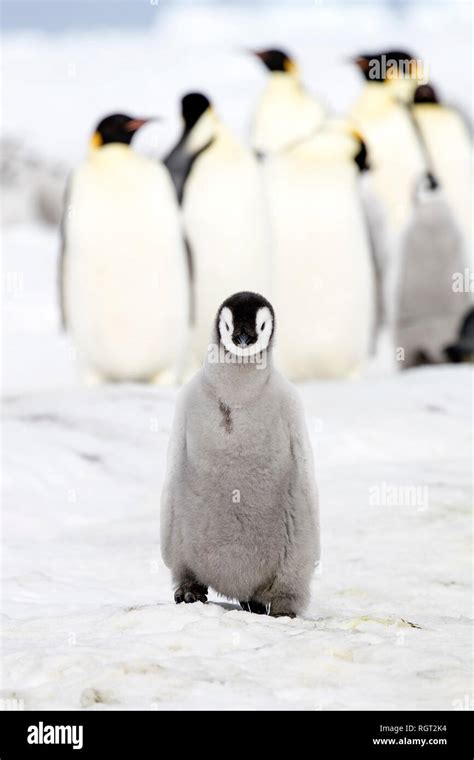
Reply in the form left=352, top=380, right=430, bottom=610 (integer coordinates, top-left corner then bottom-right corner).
left=181, top=402, right=291, bottom=600
left=415, top=109, right=473, bottom=264
left=65, top=160, right=187, bottom=380
left=183, top=154, right=270, bottom=363
left=266, top=160, right=374, bottom=380
left=355, top=110, right=425, bottom=231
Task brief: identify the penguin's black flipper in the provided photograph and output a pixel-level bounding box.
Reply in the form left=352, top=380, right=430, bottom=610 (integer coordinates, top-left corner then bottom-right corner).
left=164, top=137, right=214, bottom=205
left=449, top=103, right=474, bottom=139
left=58, top=176, right=72, bottom=331
left=183, top=236, right=196, bottom=326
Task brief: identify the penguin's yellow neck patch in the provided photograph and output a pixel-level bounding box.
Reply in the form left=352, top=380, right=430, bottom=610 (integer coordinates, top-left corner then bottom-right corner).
left=283, top=58, right=298, bottom=76
left=90, top=132, right=103, bottom=150
left=350, top=128, right=364, bottom=142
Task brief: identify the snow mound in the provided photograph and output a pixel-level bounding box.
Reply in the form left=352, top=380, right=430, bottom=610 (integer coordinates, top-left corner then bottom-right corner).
left=2, top=367, right=471, bottom=710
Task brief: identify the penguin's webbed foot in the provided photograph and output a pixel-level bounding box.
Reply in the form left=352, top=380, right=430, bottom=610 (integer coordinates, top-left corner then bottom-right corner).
left=174, top=583, right=208, bottom=605
left=270, top=611, right=296, bottom=619
left=240, top=600, right=268, bottom=615
left=269, top=596, right=299, bottom=619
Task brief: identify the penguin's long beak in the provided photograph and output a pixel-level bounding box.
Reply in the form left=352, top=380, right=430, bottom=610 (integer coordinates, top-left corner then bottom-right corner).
left=125, top=117, right=160, bottom=132
left=351, top=56, right=369, bottom=71
left=247, top=49, right=266, bottom=62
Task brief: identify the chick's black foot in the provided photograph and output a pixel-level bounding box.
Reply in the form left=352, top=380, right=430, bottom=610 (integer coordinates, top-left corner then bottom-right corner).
left=174, top=582, right=208, bottom=604
left=240, top=600, right=268, bottom=615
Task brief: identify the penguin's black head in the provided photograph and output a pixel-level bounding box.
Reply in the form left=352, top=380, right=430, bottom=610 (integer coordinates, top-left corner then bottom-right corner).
left=252, top=48, right=296, bottom=74
left=384, top=49, right=416, bottom=69
left=352, top=50, right=416, bottom=82
left=181, top=92, right=211, bottom=131
left=91, top=114, right=152, bottom=148
left=413, top=84, right=439, bottom=104
left=216, top=291, right=275, bottom=358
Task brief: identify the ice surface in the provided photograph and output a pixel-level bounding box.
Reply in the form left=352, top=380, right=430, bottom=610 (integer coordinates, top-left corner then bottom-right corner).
left=2, top=225, right=472, bottom=710
left=2, top=363, right=472, bottom=710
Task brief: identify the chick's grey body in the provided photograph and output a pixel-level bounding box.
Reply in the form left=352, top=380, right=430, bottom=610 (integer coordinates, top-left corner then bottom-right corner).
left=161, top=331, right=319, bottom=616
left=395, top=188, right=471, bottom=367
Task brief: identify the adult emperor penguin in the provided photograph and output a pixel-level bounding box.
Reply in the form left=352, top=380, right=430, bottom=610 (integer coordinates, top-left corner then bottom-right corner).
left=164, top=93, right=270, bottom=368
left=350, top=51, right=426, bottom=232
left=394, top=174, right=471, bottom=368
left=250, top=48, right=325, bottom=155
left=60, top=113, right=188, bottom=383
left=411, top=84, right=473, bottom=266
left=249, top=48, right=387, bottom=359
left=263, top=121, right=375, bottom=380
left=160, top=291, right=320, bottom=617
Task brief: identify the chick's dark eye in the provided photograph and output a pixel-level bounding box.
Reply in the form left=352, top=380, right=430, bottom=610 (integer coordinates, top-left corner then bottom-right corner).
left=225, top=323, right=230, bottom=331
left=260, top=322, right=266, bottom=331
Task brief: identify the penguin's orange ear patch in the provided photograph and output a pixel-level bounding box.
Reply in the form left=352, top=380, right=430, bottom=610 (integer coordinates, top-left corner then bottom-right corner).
left=90, top=132, right=103, bottom=149
left=283, top=58, right=297, bottom=75
left=350, top=128, right=364, bottom=142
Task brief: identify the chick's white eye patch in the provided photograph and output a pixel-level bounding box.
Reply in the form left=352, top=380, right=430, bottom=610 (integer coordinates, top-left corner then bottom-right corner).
left=255, top=307, right=273, bottom=350
left=219, top=307, right=233, bottom=335
left=256, top=307, right=272, bottom=334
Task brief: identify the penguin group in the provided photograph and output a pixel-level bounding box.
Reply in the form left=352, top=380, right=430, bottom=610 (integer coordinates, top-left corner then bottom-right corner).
left=59, top=47, right=473, bottom=383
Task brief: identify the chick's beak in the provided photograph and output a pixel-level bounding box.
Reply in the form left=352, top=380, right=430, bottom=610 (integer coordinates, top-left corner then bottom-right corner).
left=233, top=330, right=251, bottom=347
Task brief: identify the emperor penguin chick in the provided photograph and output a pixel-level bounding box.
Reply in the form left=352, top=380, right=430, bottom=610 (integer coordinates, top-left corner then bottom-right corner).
left=395, top=176, right=471, bottom=368
left=160, top=292, right=320, bottom=618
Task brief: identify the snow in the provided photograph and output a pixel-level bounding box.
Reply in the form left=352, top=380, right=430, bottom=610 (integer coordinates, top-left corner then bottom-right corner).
left=1, top=3, right=473, bottom=712
left=2, top=226, right=472, bottom=710
left=2, top=359, right=472, bottom=710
